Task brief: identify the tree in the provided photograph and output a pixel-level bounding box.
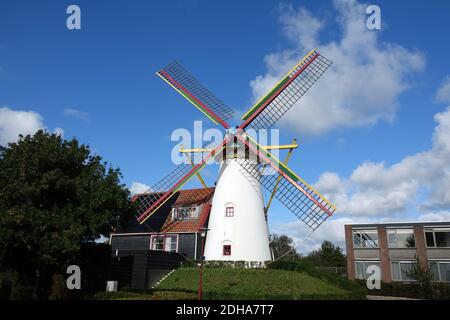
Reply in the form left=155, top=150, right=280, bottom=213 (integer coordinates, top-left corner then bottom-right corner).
left=304, top=240, right=346, bottom=267
left=0, top=130, right=134, bottom=298
left=269, top=234, right=300, bottom=260
left=407, top=255, right=434, bottom=299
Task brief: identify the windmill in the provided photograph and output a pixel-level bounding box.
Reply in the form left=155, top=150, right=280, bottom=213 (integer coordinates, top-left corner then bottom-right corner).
left=134, top=49, right=336, bottom=262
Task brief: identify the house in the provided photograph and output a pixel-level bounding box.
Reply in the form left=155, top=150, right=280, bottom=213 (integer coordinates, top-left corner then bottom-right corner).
left=110, top=187, right=215, bottom=261
left=345, top=221, right=450, bottom=283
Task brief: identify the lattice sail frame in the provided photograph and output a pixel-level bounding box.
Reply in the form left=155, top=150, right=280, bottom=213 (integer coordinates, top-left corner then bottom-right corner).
left=234, top=133, right=335, bottom=230
left=135, top=49, right=336, bottom=230
left=240, top=50, right=332, bottom=130
left=157, top=61, right=234, bottom=128
left=134, top=137, right=231, bottom=223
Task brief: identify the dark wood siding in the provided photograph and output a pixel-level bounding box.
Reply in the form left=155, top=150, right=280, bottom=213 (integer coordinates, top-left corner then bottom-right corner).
left=178, top=233, right=196, bottom=260
left=111, top=235, right=150, bottom=251
left=110, top=250, right=184, bottom=289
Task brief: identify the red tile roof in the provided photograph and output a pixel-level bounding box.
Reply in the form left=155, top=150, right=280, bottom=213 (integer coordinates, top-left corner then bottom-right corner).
left=130, top=187, right=215, bottom=233
left=161, top=188, right=214, bottom=233
left=173, top=187, right=215, bottom=206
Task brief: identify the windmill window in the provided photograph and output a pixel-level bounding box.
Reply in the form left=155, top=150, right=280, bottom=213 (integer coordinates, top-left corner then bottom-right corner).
left=225, top=206, right=234, bottom=217
left=223, top=245, right=231, bottom=256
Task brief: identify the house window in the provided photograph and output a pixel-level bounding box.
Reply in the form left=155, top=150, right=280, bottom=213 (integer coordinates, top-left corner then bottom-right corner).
left=223, top=245, right=231, bottom=256
left=152, top=236, right=165, bottom=251
left=391, top=261, right=416, bottom=281
left=387, top=229, right=415, bottom=248
left=425, top=228, right=450, bottom=248
left=151, top=235, right=178, bottom=252
left=429, top=261, right=450, bottom=282
left=225, top=206, right=234, bottom=217
left=354, top=261, right=380, bottom=280
left=172, top=206, right=197, bottom=220
left=352, top=229, right=379, bottom=248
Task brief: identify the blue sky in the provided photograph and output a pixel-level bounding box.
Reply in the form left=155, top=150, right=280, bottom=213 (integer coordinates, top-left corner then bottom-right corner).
left=1, top=0, right=450, bottom=252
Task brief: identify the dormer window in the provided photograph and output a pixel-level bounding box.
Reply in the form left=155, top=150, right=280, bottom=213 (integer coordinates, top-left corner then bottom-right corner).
left=172, top=205, right=198, bottom=220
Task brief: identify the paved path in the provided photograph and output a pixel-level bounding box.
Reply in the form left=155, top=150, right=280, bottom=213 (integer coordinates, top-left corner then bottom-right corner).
left=366, top=295, right=418, bottom=300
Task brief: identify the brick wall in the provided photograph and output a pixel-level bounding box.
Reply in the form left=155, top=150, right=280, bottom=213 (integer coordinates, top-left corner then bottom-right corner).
left=345, top=225, right=355, bottom=280
left=414, top=226, right=428, bottom=269
left=378, top=227, right=392, bottom=283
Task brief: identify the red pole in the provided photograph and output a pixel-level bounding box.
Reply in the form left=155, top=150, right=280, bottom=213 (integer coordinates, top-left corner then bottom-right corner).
left=198, top=234, right=206, bottom=300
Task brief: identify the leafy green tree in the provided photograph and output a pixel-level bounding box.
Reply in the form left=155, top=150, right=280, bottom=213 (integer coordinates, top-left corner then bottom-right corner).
left=0, top=130, right=134, bottom=298
left=304, top=240, right=346, bottom=267
left=269, top=234, right=300, bottom=260
left=407, top=255, right=434, bottom=299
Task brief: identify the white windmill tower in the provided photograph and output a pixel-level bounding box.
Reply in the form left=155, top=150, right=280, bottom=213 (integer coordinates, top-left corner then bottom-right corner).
left=134, top=50, right=336, bottom=263
left=180, top=135, right=298, bottom=262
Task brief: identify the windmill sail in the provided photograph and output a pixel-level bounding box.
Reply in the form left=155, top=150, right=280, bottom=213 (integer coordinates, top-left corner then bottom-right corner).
left=157, top=61, right=234, bottom=128
left=240, top=50, right=332, bottom=130
left=235, top=133, right=335, bottom=230
left=134, top=136, right=231, bottom=223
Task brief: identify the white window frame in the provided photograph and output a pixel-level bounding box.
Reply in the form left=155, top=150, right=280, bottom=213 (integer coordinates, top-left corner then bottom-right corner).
left=352, top=229, right=379, bottom=249
left=428, top=260, right=450, bottom=282
left=391, top=260, right=417, bottom=282
left=424, top=228, right=450, bottom=248
left=172, top=206, right=198, bottom=220
left=387, top=228, right=416, bottom=249
left=225, top=206, right=234, bottom=217
left=150, top=234, right=179, bottom=253
left=354, top=260, right=381, bottom=280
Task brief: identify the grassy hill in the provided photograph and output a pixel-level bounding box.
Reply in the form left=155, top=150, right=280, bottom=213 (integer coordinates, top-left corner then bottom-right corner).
left=155, top=267, right=353, bottom=299
left=95, top=261, right=366, bottom=300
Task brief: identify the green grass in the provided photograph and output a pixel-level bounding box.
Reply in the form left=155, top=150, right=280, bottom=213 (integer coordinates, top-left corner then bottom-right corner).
left=155, top=267, right=353, bottom=300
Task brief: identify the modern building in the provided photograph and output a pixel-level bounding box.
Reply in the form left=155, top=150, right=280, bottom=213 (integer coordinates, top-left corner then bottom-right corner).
left=345, top=222, right=450, bottom=283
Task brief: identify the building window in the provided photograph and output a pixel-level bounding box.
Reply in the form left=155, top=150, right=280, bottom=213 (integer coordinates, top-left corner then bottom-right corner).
left=425, top=228, right=450, bottom=248
left=152, top=236, right=165, bottom=251
left=225, top=206, right=234, bottom=217
left=353, top=229, right=379, bottom=248
left=355, top=261, right=380, bottom=280
left=391, top=261, right=416, bottom=281
left=172, top=206, right=197, bottom=220
left=387, top=229, right=415, bottom=248
left=151, top=235, right=178, bottom=252
left=429, top=261, right=450, bottom=282
left=223, top=245, right=231, bottom=256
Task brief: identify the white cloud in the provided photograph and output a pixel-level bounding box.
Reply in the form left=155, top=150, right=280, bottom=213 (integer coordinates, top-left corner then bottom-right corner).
left=249, top=0, right=425, bottom=135
left=0, top=107, right=65, bottom=146
left=418, top=211, right=450, bottom=222
left=273, top=216, right=377, bottom=254
left=271, top=85, right=450, bottom=254
left=314, top=105, right=450, bottom=218
left=53, top=127, right=64, bottom=137
left=0, top=107, right=45, bottom=145
left=64, top=108, right=89, bottom=121
left=436, top=77, right=450, bottom=103
left=129, top=181, right=151, bottom=195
